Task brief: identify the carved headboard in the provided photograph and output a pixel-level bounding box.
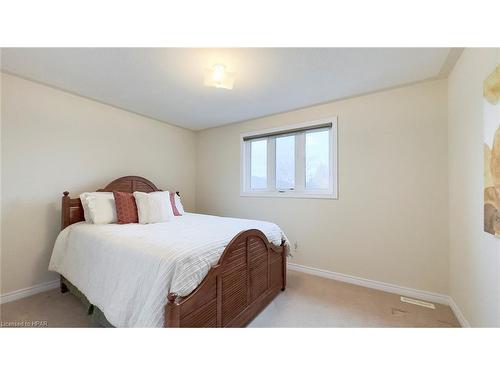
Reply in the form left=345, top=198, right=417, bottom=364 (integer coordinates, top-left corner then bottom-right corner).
left=61, top=176, right=175, bottom=230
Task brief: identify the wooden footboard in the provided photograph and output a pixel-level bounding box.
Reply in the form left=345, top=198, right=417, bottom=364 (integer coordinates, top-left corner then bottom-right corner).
left=165, top=229, right=287, bottom=328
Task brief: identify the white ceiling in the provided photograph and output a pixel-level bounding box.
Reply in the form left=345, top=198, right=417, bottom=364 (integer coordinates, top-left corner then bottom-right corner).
left=1, top=48, right=454, bottom=130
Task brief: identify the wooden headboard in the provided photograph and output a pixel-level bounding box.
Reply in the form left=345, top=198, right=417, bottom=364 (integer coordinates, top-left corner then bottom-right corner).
left=61, top=176, right=176, bottom=230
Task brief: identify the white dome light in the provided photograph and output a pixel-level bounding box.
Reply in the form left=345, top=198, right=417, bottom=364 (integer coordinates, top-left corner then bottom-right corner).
left=204, top=64, right=236, bottom=90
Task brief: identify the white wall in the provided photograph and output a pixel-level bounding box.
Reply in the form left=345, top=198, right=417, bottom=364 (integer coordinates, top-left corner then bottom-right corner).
left=196, top=79, right=449, bottom=294
left=0, top=73, right=197, bottom=295
left=448, top=48, right=500, bottom=327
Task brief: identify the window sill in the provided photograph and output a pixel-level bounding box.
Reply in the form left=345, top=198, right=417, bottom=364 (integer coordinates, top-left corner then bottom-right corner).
left=240, top=191, right=338, bottom=200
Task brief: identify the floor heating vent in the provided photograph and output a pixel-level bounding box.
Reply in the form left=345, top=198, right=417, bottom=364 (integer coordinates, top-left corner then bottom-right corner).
left=400, top=296, right=435, bottom=309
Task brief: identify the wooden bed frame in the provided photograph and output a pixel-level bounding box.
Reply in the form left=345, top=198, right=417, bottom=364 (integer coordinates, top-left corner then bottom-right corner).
left=60, top=176, right=287, bottom=327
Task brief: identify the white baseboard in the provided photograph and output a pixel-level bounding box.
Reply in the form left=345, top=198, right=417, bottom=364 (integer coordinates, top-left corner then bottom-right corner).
left=288, top=263, right=451, bottom=306
left=447, top=297, right=471, bottom=328
left=0, top=279, right=59, bottom=305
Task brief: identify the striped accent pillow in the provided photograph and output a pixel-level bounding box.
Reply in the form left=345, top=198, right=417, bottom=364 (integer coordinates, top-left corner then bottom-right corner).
left=113, top=191, right=139, bottom=224
left=170, top=192, right=182, bottom=216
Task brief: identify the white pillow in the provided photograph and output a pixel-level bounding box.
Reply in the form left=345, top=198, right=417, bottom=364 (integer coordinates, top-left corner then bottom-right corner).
left=174, top=193, right=185, bottom=214
left=85, top=194, right=117, bottom=224
left=133, top=191, right=174, bottom=224
left=79, top=192, right=114, bottom=224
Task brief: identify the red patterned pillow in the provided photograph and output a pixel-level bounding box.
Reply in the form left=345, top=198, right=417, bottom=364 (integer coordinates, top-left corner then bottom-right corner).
left=170, top=192, right=182, bottom=216
left=113, top=191, right=138, bottom=224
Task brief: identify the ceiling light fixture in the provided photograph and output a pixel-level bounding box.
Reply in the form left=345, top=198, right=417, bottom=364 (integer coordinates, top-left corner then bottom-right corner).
left=204, top=64, right=235, bottom=90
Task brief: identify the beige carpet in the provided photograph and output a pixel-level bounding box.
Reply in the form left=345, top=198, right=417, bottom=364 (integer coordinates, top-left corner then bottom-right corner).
left=0, top=270, right=460, bottom=328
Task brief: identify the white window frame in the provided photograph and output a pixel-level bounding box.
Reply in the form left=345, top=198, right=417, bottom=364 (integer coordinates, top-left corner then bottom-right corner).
left=240, top=117, right=338, bottom=199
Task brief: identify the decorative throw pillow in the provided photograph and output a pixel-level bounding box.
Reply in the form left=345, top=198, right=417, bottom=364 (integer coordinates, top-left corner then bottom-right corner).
left=79, top=192, right=114, bottom=223
left=85, top=193, right=117, bottom=224
left=174, top=193, right=185, bottom=215
left=169, top=192, right=184, bottom=216
left=133, top=191, right=174, bottom=224
left=113, top=191, right=138, bottom=224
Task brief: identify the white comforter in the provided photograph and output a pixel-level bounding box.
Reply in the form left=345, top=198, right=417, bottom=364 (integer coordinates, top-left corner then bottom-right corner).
left=48, top=213, right=288, bottom=327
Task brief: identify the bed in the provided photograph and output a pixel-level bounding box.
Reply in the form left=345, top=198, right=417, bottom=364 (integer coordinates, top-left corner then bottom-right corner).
left=49, top=176, right=288, bottom=327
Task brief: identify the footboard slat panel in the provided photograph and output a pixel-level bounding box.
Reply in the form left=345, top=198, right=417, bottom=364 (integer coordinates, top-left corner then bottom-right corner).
left=181, top=299, right=217, bottom=328
left=165, top=229, right=286, bottom=328
left=250, top=259, right=268, bottom=302
left=180, top=278, right=217, bottom=319
left=222, top=268, right=248, bottom=326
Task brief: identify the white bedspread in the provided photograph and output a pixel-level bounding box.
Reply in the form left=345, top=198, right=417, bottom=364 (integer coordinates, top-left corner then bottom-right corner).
left=48, top=213, right=289, bottom=327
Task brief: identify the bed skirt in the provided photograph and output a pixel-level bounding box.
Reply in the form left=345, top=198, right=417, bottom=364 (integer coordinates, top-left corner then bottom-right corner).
left=61, top=276, right=114, bottom=328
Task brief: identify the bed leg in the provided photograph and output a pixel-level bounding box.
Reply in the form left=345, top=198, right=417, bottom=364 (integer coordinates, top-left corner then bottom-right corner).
left=60, top=276, right=68, bottom=294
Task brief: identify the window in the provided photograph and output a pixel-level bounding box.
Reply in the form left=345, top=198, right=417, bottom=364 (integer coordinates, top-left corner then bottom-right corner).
left=275, top=135, right=295, bottom=190
left=250, top=139, right=267, bottom=189
left=241, top=117, right=337, bottom=199
left=305, top=129, right=330, bottom=189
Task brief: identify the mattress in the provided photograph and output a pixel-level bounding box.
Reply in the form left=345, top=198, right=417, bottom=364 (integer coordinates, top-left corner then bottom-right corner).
left=49, top=213, right=289, bottom=327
